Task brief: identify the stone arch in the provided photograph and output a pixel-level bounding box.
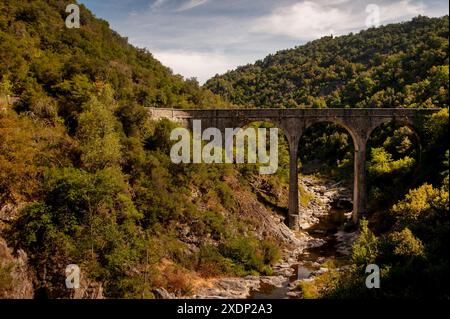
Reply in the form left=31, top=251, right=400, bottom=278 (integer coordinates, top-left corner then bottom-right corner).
left=366, top=116, right=418, bottom=143
left=366, top=117, right=423, bottom=165
left=298, top=119, right=364, bottom=223
left=225, top=117, right=301, bottom=228
left=365, top=117, right=424, bottom=209
left=302, top=118, right=361, bottom=151
left=217, top=118, right=293, bottom=225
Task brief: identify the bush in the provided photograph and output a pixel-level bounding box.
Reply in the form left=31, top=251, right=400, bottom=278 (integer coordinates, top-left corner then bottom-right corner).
left=219, top=235, right=277, bottom=275
left=387, top=228, right=424, bottom=259
left=196, top=245, right=234, bottom=277
left=351, top=219, right=378, bottom=266
left=260, top=239, right=281, bottom=265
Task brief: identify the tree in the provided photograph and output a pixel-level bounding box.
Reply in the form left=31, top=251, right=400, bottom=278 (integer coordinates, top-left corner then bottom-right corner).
left=0, top=77, right=12, bottom=97
left=76, top=96, right=122, bottom=171
left=351, top=219, right=378, bottom=266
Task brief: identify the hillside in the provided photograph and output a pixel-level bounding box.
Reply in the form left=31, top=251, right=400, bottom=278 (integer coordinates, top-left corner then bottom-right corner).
left=204, top=15, right=449, bottom=299
left=205, top=16, right=448, bottom=110
left=0, top=1, right=448, bottom=300
left=0, top=0, right=292, bottom=299
left=0, top=0, right=229, bottom=123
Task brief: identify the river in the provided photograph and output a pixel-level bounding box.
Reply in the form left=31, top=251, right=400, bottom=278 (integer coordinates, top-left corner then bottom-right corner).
left=249, top=206, right=351, bottom=299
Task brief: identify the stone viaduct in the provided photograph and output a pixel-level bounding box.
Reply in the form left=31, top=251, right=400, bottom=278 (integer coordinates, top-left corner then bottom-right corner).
left=148, top=107, right=439, bottom=229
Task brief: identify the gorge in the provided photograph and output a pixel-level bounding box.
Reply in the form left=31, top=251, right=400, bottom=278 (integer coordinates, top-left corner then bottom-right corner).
left=0, top=1, right=448, bottom=299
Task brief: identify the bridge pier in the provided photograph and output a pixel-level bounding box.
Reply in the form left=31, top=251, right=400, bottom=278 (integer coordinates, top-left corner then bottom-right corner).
left=353, top=141, right=367, bottom=223
left=288, top=140, right=300, bottom=229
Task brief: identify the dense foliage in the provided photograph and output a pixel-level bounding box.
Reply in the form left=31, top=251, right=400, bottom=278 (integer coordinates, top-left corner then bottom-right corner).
left=206, top=16, right=448, bottom=110
left=0, top=0, right=276, bottom=298
left=326, top=175, right=449, bottom=299
left=0, top=0, right=448, bottom=299
left=206, top=16, right=449, bottom=299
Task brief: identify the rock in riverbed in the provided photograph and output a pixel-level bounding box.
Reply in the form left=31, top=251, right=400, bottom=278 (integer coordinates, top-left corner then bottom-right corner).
left=286, top=291, right=302, bottom=298
left=260, top=276, right=286, bottom=287
left=193, top=277, right=260, bottom=299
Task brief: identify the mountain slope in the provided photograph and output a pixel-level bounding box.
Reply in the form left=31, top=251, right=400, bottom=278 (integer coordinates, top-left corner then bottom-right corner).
left=0, top=0, right=229, bottom=121
left=0, top=0, right=292, bottom=299
left=204, top=15, right=450, bottom=299
left=205, top=16, right=448, bottom=109
left=0, top=3, right=448, bottom=300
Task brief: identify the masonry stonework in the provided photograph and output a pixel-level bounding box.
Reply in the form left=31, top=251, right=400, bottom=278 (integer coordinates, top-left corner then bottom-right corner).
left=148, top=107, right=439, bottom=229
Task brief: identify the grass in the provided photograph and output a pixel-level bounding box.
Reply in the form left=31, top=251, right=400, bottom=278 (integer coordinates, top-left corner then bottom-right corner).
left=0, top=261, right=15, bottom=298
left=299, top=184, right=315, bottom=207
left=298, top=270, right=340, bottom=299
left=298, top=259, right=344, bottom=299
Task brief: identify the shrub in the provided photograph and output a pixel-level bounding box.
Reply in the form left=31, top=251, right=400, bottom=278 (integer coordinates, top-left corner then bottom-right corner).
left=220, top=235, right=275, bottom=275
left=351, top=219, right=378, bottom=266
left=197, top=245, right=234, bottom=277
left=387, top=228, right=424, bottom=259
left=260, top=239, right=281, bottom=265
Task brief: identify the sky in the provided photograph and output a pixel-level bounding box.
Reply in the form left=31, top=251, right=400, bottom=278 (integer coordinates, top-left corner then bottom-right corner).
left=79, top=0, right=449, bottom=84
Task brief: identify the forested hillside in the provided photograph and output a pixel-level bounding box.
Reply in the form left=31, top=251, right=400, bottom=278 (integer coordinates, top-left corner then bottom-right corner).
left=207, top=16, right=449, bottom=299
left=0, top=0, right=229, bottom=122
left=0, top=0, right=284, bottom=299
left=0, top=0, right=448, bottom=300
left=206, top=16, right=448, bottom=110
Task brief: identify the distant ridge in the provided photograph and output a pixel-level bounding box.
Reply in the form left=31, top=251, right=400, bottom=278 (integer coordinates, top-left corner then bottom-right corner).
left=205, top=16, right=449, bottom=110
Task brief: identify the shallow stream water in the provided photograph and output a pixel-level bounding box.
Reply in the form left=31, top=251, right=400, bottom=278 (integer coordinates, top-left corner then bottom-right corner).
left=249, top=207, right=349, bottom=299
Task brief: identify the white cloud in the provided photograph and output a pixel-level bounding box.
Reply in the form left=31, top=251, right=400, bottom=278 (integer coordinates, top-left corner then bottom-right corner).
left=150, top=0, right=167, bottom=10
left=251, top=0, right=427, bottom=39
left=177, top=0, right=209, bottom=12
left=251, top=1, right=350, bottom=39
left=379, top=0, right=426, bottom=23
left=153, top=50, right=244, bottom=84
left=107, top=0, right=444, bottom=82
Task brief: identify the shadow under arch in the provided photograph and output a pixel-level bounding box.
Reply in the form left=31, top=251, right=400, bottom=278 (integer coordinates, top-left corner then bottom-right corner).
left=296, top=120, right=357, bottom=223
left=366, top=117, right=423, bottom=164
left=365, top=118, right=423, bottom=211
left=301, top=119, right=360, bottom=152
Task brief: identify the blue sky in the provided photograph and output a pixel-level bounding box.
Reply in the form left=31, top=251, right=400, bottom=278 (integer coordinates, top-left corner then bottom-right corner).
left=79, top=0, right=449, bottom=83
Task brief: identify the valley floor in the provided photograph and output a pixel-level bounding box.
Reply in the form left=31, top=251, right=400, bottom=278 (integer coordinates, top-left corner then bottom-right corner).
left=189, top=177, right=356, bottom=299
